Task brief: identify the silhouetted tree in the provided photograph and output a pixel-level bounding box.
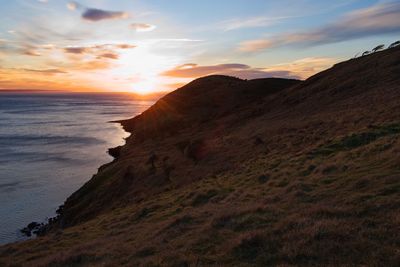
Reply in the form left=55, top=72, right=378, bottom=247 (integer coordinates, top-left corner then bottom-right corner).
left=372, top=44, right=385, bottom=53
left=389, top=41, right=400, bottom=49
left=353, top=52, right=360, bottom=58
left=362, top=51, right=370, bottom=56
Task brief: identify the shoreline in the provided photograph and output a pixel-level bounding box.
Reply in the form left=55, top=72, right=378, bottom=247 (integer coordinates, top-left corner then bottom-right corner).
left=17, top=116, right=137, bottom=242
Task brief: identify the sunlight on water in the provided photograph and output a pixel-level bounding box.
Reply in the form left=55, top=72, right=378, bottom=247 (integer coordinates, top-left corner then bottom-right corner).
left=0, top=93, right=154, bottom=244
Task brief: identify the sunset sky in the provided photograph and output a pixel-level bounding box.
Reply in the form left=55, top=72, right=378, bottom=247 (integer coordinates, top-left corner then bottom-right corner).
left=0, top=0, right=399, bottom=94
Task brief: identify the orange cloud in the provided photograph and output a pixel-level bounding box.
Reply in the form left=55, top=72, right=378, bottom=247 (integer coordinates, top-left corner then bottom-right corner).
left=22, top=68, right=67, bottom=75
left=63, top=44, right=135, bottom=59
left=98, top=52, right=119, bottom=60
left=130, top=23, right=157, bottom=32
left=264, top=57, right=337, bottom=79
left=163, top=57, right=337, bottom=81
left=72, top=60, right=113, bottom=71
left=0, top=67, right=91, bottom=91
left=64, top=47, right=88, bottom=54
left=238, top=39, right=273, bottom=52
left=163, top=63, right=299, bottom=80
left=115, top=44, right=136, bottom=49
left=22, top=49, right=41, bottom=56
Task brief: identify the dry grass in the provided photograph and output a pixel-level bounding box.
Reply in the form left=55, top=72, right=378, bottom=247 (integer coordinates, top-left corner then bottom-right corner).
left=1, top=47, right=400, bottom=266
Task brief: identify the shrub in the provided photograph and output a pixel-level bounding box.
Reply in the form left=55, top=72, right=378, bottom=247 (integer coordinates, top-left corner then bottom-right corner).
left=258, top=174, right=270, bottom=184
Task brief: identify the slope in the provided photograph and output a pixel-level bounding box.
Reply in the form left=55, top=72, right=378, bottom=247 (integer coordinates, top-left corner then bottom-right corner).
left=0, top=46, right=399, bottom=267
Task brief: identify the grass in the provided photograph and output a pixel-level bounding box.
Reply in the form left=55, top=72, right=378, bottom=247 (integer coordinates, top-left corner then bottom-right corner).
left=231, top=232, right=279, bottom=265
left=311, top=123, right=400, bottom=156
left=2, top=122, right=400, bottom=267
left=2, top=50, right=400, bottom=266
left=191, top=190, right=219, bottom=206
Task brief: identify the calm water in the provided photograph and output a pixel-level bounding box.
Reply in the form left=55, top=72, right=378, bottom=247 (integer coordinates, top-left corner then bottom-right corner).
left=0, top=92, right=154, bottom=244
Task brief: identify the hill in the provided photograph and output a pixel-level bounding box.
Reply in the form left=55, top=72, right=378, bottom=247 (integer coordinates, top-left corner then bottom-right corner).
left=1, top=46, right=400, bottom=266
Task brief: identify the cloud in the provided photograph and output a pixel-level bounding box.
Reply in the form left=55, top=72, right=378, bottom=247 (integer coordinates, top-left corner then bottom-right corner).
left=64, top=47, right=87, bottom=54
left=38, top=0, right=48, bottom=3
left=92, top=43, right=136, bottom=50
left=63, top=43, right=134, bottom=57
left=40, top=44, right=56, bottom=50
left=47, top=57, right=114, bottom=72
left=22, top=49, right=41, bottom=56
left=153, top=38, right=203, bottom=43
left=7, top=22, right=90, bottom=48
left=239, top=39, right=273, bottom=52
left=131, top=23, right=157, bottom=32
left=264, top=57, right=337, bottom=79
left=115, top=44, right=136, bottom=49
left=163, top=57, right=337, bottom=80
left=82, top=8, right=128, bottom=21
left=0, top=66, right=96, bottom=91
left=22, top=68, right=67, bottom=75
left=98, top=52, right=119, bottom=60
left=67, top=2, right=129, bottom=21
left=67, top=2, right=79, bottom=11
left=220, top=16, right=292, bottom=31
left=163, top=63, right=249, bottom=78
left=0, top=67, right=66, bottom=76
left=239, top=2, right=400, bottom=52
left=74, top=60, right=112, bottom=71
left=162, top=63, right=299, bottom=80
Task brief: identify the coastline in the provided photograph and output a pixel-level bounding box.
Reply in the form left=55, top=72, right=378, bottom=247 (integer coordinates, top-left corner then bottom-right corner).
left=1, top=44, right=400, bottom=267
left=17, top=112, right=140, bottom=242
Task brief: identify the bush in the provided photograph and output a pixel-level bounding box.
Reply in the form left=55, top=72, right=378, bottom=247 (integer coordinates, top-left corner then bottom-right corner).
left=258, top=174, right=270, bottom=184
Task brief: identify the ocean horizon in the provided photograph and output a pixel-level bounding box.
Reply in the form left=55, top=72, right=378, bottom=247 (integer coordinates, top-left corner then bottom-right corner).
left=0, top=92, right=154, bottom=244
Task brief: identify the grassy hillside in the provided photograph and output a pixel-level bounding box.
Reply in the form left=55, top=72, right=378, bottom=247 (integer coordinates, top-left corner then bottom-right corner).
left=1, top=46, right=400, bottom=266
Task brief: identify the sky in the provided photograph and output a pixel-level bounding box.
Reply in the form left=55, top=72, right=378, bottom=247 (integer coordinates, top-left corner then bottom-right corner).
left=0, top=0, right=399, bottom=94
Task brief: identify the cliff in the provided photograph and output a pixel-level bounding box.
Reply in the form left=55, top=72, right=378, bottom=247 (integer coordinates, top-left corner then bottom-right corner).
left=1, top=46, right=400, bottom=266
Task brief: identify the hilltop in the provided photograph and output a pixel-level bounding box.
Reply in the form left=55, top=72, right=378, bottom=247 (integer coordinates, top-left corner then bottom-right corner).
left=1, top=46, right=400, bottom=266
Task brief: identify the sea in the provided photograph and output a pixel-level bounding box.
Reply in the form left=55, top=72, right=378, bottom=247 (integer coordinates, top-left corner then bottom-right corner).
left=0, top=92, right=155, bottom=245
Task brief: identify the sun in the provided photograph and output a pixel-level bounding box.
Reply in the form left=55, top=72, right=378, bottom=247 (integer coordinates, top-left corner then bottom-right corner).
left=133, top=79, right=157, bottom=95
left=112, top=44, right=182, bottom=94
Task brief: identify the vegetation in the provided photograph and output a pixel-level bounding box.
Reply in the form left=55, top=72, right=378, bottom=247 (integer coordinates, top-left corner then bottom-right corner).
left=311, top=123, right=400, bottom=156
left=355, top=40, right=399, bottom=58
left=1, top=46, right=400, bottom=266
left=372, top=44, right=385, bottom=53
left=389, top=40, right=400, bottom=48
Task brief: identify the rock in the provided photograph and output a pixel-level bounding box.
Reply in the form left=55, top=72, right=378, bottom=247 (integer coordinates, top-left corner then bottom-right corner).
left=56, top=205, right=64, bottom=215
left=108, top=146, right=122, bottom=159
left=27, top=222, right=40, bottom=230
left=20, top=227, right=31, bottom=237
left=20, top=221, right=44, bottom=237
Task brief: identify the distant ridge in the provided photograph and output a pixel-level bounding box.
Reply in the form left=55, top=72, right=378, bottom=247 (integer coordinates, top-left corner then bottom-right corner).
left=120, top=76, right=300, bottom=138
